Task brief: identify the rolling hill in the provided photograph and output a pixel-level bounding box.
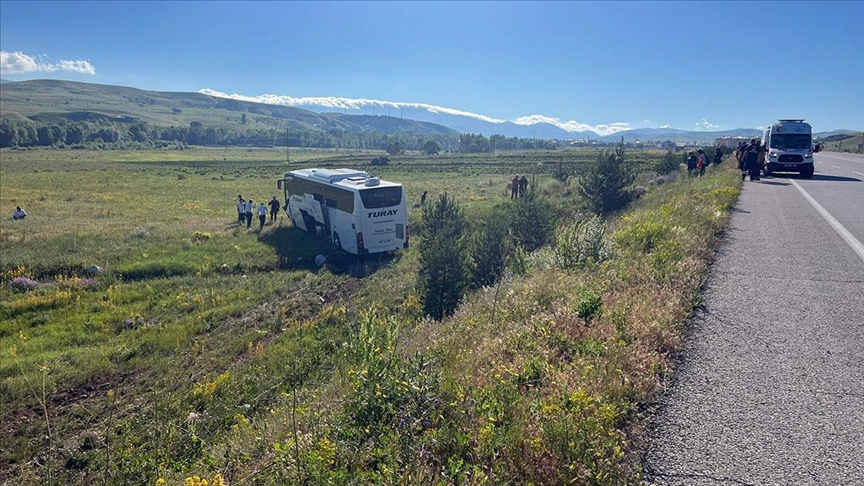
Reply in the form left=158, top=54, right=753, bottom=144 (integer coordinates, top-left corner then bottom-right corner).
left=0, top=79, right=459, bottom=138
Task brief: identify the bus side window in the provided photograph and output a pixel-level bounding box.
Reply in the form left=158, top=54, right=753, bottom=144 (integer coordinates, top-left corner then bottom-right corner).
left=325, top=198, right=338, bottom=208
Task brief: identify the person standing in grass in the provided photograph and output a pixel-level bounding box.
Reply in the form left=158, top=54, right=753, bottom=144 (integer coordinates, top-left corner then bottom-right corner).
left=245, top=198, right=254, bottom=228
left=686, top=152, right=698, bottom=176
left=519, top=175, right=528, bottom=197
left=511, top=174, right=520, bottom=199
left=713, top=147, right=723, bottom=165
left=269, top=196, right=281, bottom=223
left=696, top=149, right=707, bottom=177
left=257, top=201, right=268, bottom=229
left=237, top=196, right=245, bottom=225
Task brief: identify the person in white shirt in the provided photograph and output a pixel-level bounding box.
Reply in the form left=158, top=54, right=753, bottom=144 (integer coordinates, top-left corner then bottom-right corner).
left=12, top=206, right=26, bottom=220
left=257, top=201, right=267, bottom=229
left=245, top=199, right=254, bottom=228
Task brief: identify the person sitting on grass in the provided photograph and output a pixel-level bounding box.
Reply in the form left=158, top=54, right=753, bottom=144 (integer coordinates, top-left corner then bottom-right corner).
left=12, top=206, right=26, bottom=220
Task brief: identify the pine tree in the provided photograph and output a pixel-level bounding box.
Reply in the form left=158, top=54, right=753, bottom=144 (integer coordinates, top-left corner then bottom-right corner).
left=579, top=137, right=636, bottom=214
left=417, top=192, right=469, bottom=320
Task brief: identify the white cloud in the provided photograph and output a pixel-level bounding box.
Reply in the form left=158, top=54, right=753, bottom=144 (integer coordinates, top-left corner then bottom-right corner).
left=659, top=124, right=671, bottom=129
left=694, top=118, right=720, bottom=130
left=199, top=88, right=631, bottom=136
left=755, top=125, right=765, bottom=130
left=0, top=50, right=95, bottom=75
left=512, top=114, right=630, bottom=135
left=198, top=89, right=505, bottom=124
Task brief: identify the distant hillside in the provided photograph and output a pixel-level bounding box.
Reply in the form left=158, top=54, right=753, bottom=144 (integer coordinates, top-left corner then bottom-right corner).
left=599, top=128, right=763, bottom=143
left=0, top=79, right=458, bottom=138
left=816, top=131, right=864, bottom=153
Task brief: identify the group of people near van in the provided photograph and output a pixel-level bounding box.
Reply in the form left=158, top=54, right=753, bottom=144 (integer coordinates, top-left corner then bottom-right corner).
left=686, top=147, right=723, bottom=177
left=237, top=195, right=281, bottom=230
left=735, top=139, right=766, bottom=182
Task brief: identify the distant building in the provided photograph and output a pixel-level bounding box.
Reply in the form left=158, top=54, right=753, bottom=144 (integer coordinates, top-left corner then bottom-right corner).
left=715, top=136, right=751, bottom=148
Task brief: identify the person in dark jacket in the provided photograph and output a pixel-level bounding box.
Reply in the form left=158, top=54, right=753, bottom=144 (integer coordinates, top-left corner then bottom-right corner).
left=686, top=152, right=697, bottom=176
left=744, top=139, right=764, bottom=182
left=713, top=147, right=723, bottom=165
left=736, top=142, right=748, bottom=180
left=269, top=196, right=281, bottom=223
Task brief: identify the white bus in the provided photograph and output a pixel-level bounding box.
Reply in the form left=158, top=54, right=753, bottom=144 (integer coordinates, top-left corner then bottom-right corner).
left=763, top=119, right=814, bottom=178
left=277, top=168, right=409, bottom=255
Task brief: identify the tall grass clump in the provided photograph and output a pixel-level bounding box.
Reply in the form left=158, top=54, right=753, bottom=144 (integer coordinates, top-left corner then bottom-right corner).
left=553, top=214, right=614, bottom=270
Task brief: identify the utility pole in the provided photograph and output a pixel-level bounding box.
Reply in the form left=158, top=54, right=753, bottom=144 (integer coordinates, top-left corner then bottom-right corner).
left=286, top=128, right=290, bottom=164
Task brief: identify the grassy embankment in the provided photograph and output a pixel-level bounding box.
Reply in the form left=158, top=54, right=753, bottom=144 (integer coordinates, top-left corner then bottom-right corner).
left=1, top=147, right=737, bottom=484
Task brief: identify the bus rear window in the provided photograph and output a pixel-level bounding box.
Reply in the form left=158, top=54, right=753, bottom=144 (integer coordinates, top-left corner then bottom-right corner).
left=360, top=187, right=402, bottom=208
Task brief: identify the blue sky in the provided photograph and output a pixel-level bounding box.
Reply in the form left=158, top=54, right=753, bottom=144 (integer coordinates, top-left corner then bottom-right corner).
left=1, top=1, right=863, bottom=134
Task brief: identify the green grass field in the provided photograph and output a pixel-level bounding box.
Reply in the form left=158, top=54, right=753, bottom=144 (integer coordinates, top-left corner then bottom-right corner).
left=1, top=147, right=738, bottom=484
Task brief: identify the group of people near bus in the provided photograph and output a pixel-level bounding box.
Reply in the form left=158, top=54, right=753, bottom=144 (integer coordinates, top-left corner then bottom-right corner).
left=735, top=138, right=766, bottom=182
left=686, top=147, right=724, bottom=177
left=237, top=194, right=281, bottom=229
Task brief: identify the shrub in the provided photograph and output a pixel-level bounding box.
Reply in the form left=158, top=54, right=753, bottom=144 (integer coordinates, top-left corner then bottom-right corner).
left=657, top=150, right=683, bottom=174
left=573, top=288, right=603, bottom=322
left=8, top=276, right=39, bottom=292
left=370, top=156, right=390, bottom=166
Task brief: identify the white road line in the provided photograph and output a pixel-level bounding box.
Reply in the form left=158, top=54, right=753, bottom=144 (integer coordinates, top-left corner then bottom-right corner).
left=831, top=165, right=842, bottom=169
left=790, top=179, right=864, bottom=265
left=853, top=171, right=864, bottom=177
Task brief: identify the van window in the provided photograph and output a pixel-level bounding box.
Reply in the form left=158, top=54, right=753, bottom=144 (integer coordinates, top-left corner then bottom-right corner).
left=360, top=187, right=402, bottom=209
left=770, top=134, right=811, bottom=150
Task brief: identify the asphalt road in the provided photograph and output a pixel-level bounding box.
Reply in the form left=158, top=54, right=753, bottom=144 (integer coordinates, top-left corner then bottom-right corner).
left=642, top=152, right=864, bottom=485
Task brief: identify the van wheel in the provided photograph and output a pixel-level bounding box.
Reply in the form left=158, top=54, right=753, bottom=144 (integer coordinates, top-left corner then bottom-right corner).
left=802, top=167, right=814, bottom=178
left=764, top=165, right=773, bottom=176
left=333, top=233, right=342, bottom=250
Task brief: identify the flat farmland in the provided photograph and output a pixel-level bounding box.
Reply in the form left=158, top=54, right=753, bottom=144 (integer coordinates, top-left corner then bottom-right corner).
left=0, top=146, right=734, bottom=484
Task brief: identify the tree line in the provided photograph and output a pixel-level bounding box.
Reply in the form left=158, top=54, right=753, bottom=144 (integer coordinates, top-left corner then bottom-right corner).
left=0, top=116, right=460, bottom=151
left=0, top=116, right=561, bottom=153
left=459, top=133, right=558, bottom=153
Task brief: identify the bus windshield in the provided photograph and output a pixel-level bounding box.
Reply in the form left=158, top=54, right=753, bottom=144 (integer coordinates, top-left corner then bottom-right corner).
left=360, top=187, right=402, bottom=209
left=771, top=134, right=811, bottom=150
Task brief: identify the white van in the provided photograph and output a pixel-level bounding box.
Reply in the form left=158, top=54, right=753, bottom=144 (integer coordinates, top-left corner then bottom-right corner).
left=763, top=119, right=814, bottom=178
left=278, top=168, right=409, bottom=255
